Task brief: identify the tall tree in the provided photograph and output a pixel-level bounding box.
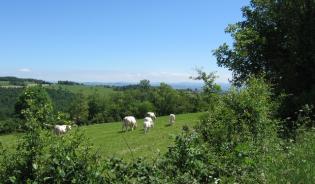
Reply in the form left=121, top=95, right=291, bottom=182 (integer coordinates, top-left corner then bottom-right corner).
left=15, top=86, right=53, bottom=126
left=69, top=92, right=89, bottom=125
left=139, top=79, right=151, bottom=90
left=214, top=0, right=315, bottom=118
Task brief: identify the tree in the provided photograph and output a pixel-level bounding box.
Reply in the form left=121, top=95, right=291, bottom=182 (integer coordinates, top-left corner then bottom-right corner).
left=69, top=92, right=89, bottom=125
left=213, top=0, right=315, bottom=119
left=134, top=101, right=155, bottom=118
left=139, top=79, right=151, bottom=90
left=154, top=83, right=180, bottom=115
left=88, top=93, right=103, bottom=120
left=190, top=69, right=221, bottom=94
left=15, top=86, right=53, bottom=127
left=190, top=69, right=221, bottom=110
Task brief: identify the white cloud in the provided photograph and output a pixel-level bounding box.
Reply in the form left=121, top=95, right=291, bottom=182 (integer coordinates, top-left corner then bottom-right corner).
left=18, top=68, right=32, bottom=73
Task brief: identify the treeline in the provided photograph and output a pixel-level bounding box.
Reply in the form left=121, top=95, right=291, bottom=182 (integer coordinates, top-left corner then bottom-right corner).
left=72, top=81, right=208, bottom=125
left=0, top=76, right=51, bottom=86
left=0, top=87, right=77, bottom=134
left=0, top=88, right=76, bottom=121
left=0, top=80, right=209, bottom=133
left=57, top=80, right=83, bottom=85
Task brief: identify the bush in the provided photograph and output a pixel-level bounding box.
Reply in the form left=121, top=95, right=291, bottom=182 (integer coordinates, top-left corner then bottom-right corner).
left=103, top=157, right=165, bottom=184
left=0, top=87, right=105, bottom=183
left=157, top=77, right=279, bottom=183
left=15, top=86, right=54, bottom=127
left=0, top=128, right=104, bottom=183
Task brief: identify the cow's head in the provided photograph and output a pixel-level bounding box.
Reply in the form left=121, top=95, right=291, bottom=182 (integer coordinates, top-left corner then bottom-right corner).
left=66, top=125, right=72, bottom=131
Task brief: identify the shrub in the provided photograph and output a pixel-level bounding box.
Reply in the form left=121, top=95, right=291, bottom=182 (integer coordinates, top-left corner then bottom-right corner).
left=14, top=86, right=54, bottom=127
left=0, top=128, right=105, bottom=183
left=0, top=87, right=105, bottom=183
left=158, top=77, right=279, bottom=183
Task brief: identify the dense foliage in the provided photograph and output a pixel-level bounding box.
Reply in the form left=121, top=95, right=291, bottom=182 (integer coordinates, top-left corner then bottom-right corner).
left=214, top=0, right=315, bottom=130
left=0, top=81, right=207, bottom=132
left=0, top=76, right=50, bottom=86
left=14, top=86, right=54, bottom=124
left=83, top=81, right=208, bottom=125
left=0, top=88, right=23, bottom=120
left=0, top=87, right=75, bottom=120
left=57, top=80, right=83, bottom=85
left=0, top=88, right=23, bottom=133
left=0, top=117, right=104, bottom=183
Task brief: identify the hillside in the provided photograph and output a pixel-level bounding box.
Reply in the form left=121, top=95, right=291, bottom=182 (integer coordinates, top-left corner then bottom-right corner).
left=0, top=83, right=115, bottom=121
left=0, top=76, right=50, bottom=87
left=48, top=84, right=115, bottom=97
left=0, top=112, right=204, bottom=160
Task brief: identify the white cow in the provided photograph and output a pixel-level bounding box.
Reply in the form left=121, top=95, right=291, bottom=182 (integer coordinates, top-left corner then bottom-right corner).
left=122, top=116, right=137, bottom=132
left=143, top=117, right=153, bottom=134
left=54, top=125, right=72, bottom=135
left=146, top=112, right=156, bottom=121
left=169, top=114, right=176, bottom=125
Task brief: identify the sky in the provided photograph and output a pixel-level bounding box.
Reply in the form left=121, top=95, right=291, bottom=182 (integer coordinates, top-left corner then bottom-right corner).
left=0, top=0, right=249, bottom=83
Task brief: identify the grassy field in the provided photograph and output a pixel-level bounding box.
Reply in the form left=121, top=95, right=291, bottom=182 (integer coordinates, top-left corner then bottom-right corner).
left=48, top=84, right=115, bottom=97
left=0, top=112, right=204, bottom=161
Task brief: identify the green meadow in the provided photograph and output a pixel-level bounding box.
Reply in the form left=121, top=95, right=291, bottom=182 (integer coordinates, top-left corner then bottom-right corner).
left=0, top=113, right=203, bottom=161
left=48, top=84, right=115, bottom=97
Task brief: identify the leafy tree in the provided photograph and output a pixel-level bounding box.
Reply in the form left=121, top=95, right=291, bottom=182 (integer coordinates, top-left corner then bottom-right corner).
left=47, top=87, right=77, bottom=113
left=191, top=69, right=221, bottom=110
left=15, top=86, right=53, bottom=127
left=154, top=83, right=180, bottom=115
left=190, top=69, right=221, bottom=94
left=0, top=88, right=23, bottom=120
left=88, top=93, right=103, bottom=120
left=1, top=104, right=104, bottom=183
left=161, top=77, right=279, bottom=183
left=69, top=92, right=89, bottom=125
left=139, top=79, right=151, bottom=90
left=57, top=80, right=82, bottom=85
left=134, top=101, right=155, bottom=118
left=214, top=0, right=315, bottom=120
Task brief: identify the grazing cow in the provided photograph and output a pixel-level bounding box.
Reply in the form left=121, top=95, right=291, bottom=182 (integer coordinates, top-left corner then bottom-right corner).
left=122, top=116, right=137, bottom=132
left=146, top=112, right=156, bottom=121
left=169, top=114, right=176, bottom=125
left=54, top=125, right=72, bottom=135
left=143, top=117, right=153, bottom=134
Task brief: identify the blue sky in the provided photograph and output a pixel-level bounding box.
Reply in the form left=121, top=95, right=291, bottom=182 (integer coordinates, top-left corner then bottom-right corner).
left=0, top=0, right=249, bottom=83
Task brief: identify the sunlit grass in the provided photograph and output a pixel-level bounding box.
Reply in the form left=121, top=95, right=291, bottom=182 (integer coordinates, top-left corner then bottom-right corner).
left=0, top=112, right=204, bottom=161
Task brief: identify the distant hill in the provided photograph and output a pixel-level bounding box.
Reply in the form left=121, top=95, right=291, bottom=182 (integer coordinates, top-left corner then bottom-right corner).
left=48, top=84, right=115, bottom=97
left=0, top=76, right=51, bottom=86
left=84, top=82, right=231, bottom=91
left=0, top=76, right=231, bottom=91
